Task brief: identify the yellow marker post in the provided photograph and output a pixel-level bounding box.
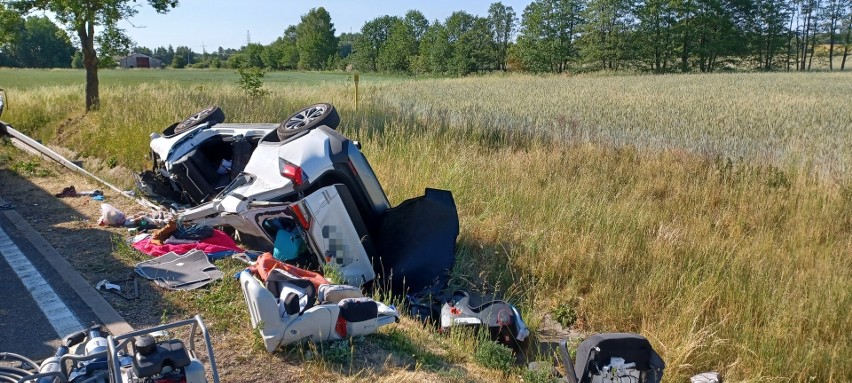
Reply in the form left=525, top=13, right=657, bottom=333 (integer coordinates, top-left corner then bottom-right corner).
left=353, top=73, right=360, bottom=111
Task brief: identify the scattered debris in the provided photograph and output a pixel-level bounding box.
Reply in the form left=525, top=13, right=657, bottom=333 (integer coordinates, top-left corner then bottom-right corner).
left=54, top=185, right=78, bottom=197
left=132, top=228, right=242, bottom=258
left=95, top=279, right=121, bottom=292
left=54, top=185, right=105, bottom=198
left=97, top=203, right=126, bottom=226
left=135, top=250, right=223, bottom=291
left=150, top=220, right=178, bottom=245
left=95, top=277, right=139, bottom=300
left=691, top=372, right=722, bottom=383
left=124, top=209, right=173, bottom=230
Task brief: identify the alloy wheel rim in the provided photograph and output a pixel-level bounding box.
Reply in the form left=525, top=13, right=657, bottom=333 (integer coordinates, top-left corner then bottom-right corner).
left=284, top=106, right=325, bottom=130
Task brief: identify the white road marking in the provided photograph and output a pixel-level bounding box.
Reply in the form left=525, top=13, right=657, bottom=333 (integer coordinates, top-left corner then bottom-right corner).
left=0, top=225, right=83, bottom=337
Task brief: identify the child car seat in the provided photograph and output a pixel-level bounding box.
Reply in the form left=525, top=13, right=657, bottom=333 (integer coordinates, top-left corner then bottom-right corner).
left=560, top=333, right=665, bottom=383
left=440, top=290, right=530, bottom=351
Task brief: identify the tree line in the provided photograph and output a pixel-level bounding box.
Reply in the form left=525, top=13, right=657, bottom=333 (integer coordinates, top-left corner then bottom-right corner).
left=2, top=1, right=851, bottom=73
left=343, top=0, right=852, bottom=73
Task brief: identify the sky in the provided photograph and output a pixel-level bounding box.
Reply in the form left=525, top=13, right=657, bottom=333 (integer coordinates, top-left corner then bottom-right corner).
left=114, top=0, right=533, bottom=52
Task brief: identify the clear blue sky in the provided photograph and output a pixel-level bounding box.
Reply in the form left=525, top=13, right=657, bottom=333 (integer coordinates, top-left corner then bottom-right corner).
left=116, top=0, right=532, bottom=52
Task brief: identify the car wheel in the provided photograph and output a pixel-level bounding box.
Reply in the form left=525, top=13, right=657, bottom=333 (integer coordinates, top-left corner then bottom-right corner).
left=174, top=105, right=225, bottom=134
left=277, top=103, right=339, bottom=141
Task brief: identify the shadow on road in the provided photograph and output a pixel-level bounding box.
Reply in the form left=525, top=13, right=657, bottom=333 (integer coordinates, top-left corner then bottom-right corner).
left=0, top=164, right=181, bottom=331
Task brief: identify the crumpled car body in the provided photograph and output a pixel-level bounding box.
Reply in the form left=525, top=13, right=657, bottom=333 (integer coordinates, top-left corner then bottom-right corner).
left=138, top=105, right=459, bottom=297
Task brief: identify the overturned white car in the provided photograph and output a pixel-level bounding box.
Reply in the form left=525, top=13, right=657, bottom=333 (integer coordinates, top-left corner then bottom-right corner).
left=137, top=104, right=460, bottom=298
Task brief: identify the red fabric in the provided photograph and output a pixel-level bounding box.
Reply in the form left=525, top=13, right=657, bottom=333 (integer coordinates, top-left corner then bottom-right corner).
left=249, top=252, right=329, bottom=290
left=133, top=229, right=242, bottom=257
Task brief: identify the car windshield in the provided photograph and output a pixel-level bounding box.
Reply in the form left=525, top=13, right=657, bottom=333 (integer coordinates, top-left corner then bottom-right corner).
left=217, top=173, right=254, bottom=198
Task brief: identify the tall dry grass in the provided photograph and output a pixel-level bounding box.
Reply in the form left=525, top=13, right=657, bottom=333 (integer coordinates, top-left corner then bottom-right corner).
left=1, top=70, right=850, bottom=382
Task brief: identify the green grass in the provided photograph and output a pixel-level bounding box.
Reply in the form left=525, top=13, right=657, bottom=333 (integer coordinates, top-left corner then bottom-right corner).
left=1, top=68, right=850, bottom=382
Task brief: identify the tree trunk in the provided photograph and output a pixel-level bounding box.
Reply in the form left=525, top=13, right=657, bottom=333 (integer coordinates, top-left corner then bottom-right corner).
left=807, top=21, right=818, bottom=70
left=698, top=27, right=707, bottom=72
left=787, top=4, right=796, bottom=71
left=681, top=30, right=690, bottom=72
left=828, top=2, right=838, bottom=70
left=77, top=20, right=99, bottom=111
left=801, top=3, right=812, bottom=70
left=842, top=15, right=851, bottom=70
left=796, top=14, right=803, bottom=69
left=653, top=13, right=662, bottom=72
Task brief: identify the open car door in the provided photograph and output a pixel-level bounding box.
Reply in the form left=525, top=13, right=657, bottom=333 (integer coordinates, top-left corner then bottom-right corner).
left=238, top=183, right=459, bottom=297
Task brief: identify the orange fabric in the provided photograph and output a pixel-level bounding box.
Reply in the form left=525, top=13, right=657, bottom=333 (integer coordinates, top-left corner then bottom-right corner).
left=249, top=252, right=329, bottom=290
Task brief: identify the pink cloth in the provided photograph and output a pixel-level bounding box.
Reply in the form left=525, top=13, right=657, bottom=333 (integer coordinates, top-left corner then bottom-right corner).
left=133, top=229, right=242, bottom=257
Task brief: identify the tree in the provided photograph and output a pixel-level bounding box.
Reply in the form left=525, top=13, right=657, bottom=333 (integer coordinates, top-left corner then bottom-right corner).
left=842, top=5, right=851, bottom=69
left=461, top=16, right=496, bottom=73
left=404, top=10, right=429, bottom=45
left=796, top=0, right=821, bottom=70
left=734, top=0, right=789, bottom=71
left=822, top=0, right=849, bottom=69
left=71, top=50, right=82, bottom=68
left=488, top=2, right=517, bottom=70
left=171, top=45, right=194, bottom=68
left=133, top=45, right=153, bottom=57
left=579, top=0, right=633, bottom=70
left=0, top=3, right=22, bottom=46
left=338, top=31, right=357, bottom=59
left=445, top=11, right=479, bottom=74
left=10, top=16, right=74, bottom=67
left=418, top=20, right=451, bottom=74
left=378, top=18, right=415, bottom=72
left=96, top=24, right=131, bottom=68
left=352, top=15, right=398, bottom=71
left=239, top=43, right=264, bottom=68
left=635, top=0, right=677, bottom=72
left=7, top=0, right=178, bottom=111
left=152, top=45, right=174, bottom=67
left=261, top=40, right=285, bottom=69
left=279, top=26, right=299, bottom=69
left=295, top=7, right=337, bottom=70
left=515, top=0, right=585, bottom=73
left=0, top=5, right=22, bottom=66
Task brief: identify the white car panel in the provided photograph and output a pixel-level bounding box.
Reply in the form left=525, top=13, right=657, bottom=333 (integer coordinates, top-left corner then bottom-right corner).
left=302, top=186, right=376, bottom=286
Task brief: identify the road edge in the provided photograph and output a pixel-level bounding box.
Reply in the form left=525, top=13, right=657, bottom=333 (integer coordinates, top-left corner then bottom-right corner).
left=0, top=195, right=133, bottom=336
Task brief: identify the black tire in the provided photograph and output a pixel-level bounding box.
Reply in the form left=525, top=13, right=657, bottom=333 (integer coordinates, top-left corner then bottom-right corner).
left=277, top=103, right=339, bottom=141
left=174, top=105, right=225, bottom=134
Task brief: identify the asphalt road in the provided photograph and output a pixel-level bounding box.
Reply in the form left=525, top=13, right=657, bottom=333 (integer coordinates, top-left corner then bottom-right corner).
left=0, top=212, right=100, bottom=360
